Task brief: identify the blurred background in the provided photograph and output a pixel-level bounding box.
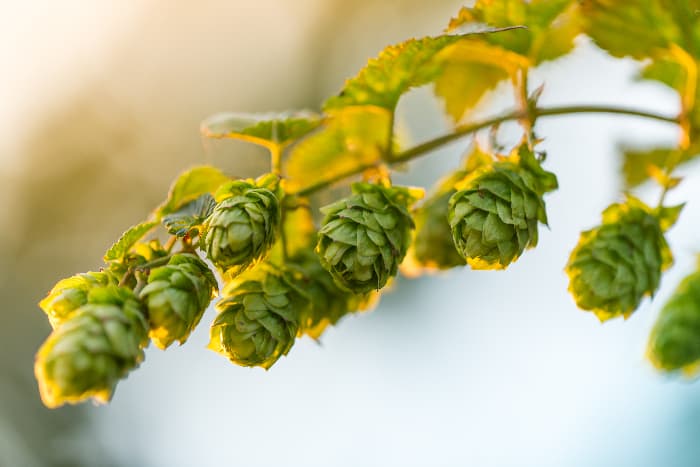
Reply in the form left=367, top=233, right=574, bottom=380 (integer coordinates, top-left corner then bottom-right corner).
left=2, top=1, right=700, bottom=466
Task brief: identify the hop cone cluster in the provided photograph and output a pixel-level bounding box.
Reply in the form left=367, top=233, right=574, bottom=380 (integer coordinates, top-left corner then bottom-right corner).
left=201, top=177, right=280, bottom=275
left=290, top=249, right=374, bottom=339
left=140, top=253, right=218, bottom=349
left=408, top=170, right=467, bottom=273
left=566, top=196, right=672, bottom=321
left=316, top=182, right=422, bottom=293
left=35, top=286, right=148, bottom=408
left=208, top=265, right=309, bottom=369
left=39, top=271, right=116, bottom=328
left=448, top=144, right=557, bottom=270
left=648, top=270, right=700, bottom=375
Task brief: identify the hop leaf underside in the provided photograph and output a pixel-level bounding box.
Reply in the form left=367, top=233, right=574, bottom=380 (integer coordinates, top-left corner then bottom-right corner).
left=448, top=158, right=551, bottom=270
left=648, top=271, right=700, bottom=375
left=566, top=199, right=670, bottom=322
left=201, top=182, right=280, bottom=276
left=140, top=253, right=218, bottom=349
left=316, top=183, right=418, bottom=293
left=35, top=286, right=148, bottom=408
left=209, top=268, right=308, bottom=369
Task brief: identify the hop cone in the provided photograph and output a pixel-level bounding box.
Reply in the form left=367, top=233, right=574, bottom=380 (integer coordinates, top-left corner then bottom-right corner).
left=316, top=182, right=422, bottom=293
left=208, top=265, right=309, bottom=369
left=201, top=178, right=280, bottom=275
left=566, top=196, right=672, bottom=321
left=290, top=249, right=375, bottom=339
left=409, top=170, right=467, bottom=273
left=648, top=270, right=700, bottom=375
left=35, top=286, right=148, bottom=408
left=139, top=253, right=218, bottom=349
left=448, top=144, right=557, bottom=270
left=39, top=271, right=116, bottom=328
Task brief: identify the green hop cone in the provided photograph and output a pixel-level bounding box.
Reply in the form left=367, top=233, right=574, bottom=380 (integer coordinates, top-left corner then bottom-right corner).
left=407, top=170, right=468, bottom=274
left=448, top=144, right=558, bottom=270
left=139, top=253, right=218, bottom=349
left=35, top=286, right=148, bottom=408
left=316, top=182, right=423, bottom=293
left=208, top=264, right=309, bottom=369
left=201, top=175, right=280, bottom=276
left=647, top=269, right=700, bottom=375
left=290, top=249, right=376, bottom=340
left=566, top=196, right=672, bottom=322
left=39, top=271, right=116, bottom=328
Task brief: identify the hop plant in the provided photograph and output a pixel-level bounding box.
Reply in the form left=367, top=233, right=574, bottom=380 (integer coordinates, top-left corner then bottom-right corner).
left=39, top=271, right=116, bottom=328
left=201, top=175, right=280, bottom=276
left=566, top=196, right=672, bottom=321
left=35, top=286, right=149, bottom=408
left=139, top=253, right=218, bottom=349
left=316, top=182, right=422, bottom=293
left=290, top=249, right=376, bottom=339
left=448, top=144, right=558, bottom=270
left=208, top=264, right=309, bottom=369
left=647, top=269, right=700, bottom=375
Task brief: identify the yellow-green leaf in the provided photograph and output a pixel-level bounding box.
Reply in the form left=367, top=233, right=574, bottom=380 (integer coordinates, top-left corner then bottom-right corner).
left=283, top=106, right=392, bottom=193
left=200, top=111, right=321, bottom=151
left=157, top=166, right=230, bottom=217
left=621, top=144, right=700, bottom=188
left=104, top=221, right=158, bottom=262
left=582, top=0, right=687, bottom=59
left=448, top=0, right=580, bottom=64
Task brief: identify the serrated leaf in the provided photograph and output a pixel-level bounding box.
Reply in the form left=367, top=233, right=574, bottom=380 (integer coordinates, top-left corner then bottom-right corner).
left=157, top=166, right=229, bottom=218
left=283, top=106, right=392, bottom=193
left=162, top=194, right=216, bottom=237
left=433, top=40, right=529, bottom=121
left=104, top=221, right=158, bottom=261
left=200, top=111, right=321, bottom=150
left=448, top=0, right=580, bottom=64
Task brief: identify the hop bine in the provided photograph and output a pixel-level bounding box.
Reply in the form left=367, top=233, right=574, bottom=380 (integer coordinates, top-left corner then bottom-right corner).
left=566, top=196, right=673, bottom=321
left=35, top=286, right=149, bottom=408
left=208, top=264, right=309, bottom=369
left=316, top=182, right=423, bottom=293
left=448, top=143, right=558, bottom=270
left=139, top=253, right=218, bottom=349
left=648, top=269, right=700, bottom=375
left=201, top=175, right=280, bottom=276
left=39, top=271, right=117, bottom=328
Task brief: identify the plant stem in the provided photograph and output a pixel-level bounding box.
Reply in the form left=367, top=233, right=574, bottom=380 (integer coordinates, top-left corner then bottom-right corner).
left=294, top=104, right=679, bottom=197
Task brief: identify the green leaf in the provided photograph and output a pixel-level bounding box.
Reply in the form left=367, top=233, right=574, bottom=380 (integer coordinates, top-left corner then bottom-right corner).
left=104, top=221, right=158, bottom=262
left=448, top=0, right=580, bottom=64
left=162, top=194, right=216, bottom=237
left=655, top=203, right=685, bottom=232
left=200, top=111, right=321, bottom=150
left=621, top=144, right=700, bottom=188
left=283, top=106, right=392, bottom=193
left=582, top=0, right=682, bottom=59
left=157, top=166, right=230, bottom=217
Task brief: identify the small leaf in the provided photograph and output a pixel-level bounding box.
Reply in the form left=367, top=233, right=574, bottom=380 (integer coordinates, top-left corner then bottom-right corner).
left=157, top=166, right=230, bottom=218
left=655, top=203, right=685, bottom=232
left=200, top=111, right=321, bottom=150
left=162, top=194, right=216, bottom=237
left=104, top=221, right=158, bottom=262
left=283, top=106, right=392, bottom=193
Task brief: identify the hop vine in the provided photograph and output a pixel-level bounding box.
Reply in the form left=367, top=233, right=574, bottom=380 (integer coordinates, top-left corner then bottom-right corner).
left=33, top=0, right=700, bottom=408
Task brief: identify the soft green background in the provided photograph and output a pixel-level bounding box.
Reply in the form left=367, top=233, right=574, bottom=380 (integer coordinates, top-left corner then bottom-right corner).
left=2, top=1, right=700, bottom=466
